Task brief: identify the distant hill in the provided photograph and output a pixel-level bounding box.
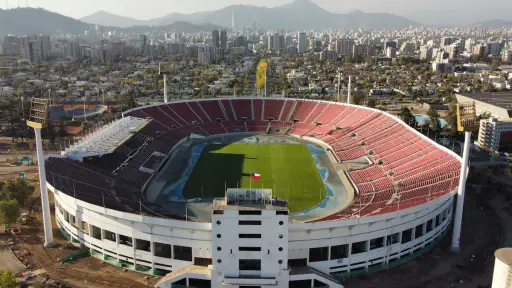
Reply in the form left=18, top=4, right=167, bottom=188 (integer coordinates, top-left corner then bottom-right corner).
left=0, top=7, right=92, bottom=37
left=81, top=10, right=148, bottom=28
left=82, top=0, right=422, bottom=30
left=119, top=22, right=225, bottom=34
left=472, top=19, right=512, bottom=28
left=0, top=8, right=224, bottom=38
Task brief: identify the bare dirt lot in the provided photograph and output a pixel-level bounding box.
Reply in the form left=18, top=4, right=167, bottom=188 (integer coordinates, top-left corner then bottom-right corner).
left=16, top=213, right=158, bottom=288
left=343, top=189, right=501, bottom=288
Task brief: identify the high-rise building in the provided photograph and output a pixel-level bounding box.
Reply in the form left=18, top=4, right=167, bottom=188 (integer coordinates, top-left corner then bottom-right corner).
left=220, top=30, right=227, bottom=51
left=485, top=43, right=501, bottom=56
left=28, top=41, right=44, bottom=64
left=167, top=43, right=185, bottom=57
left=297, top=33, right=307, bottom=54
left=38, top=35, right=51, bottom=58
left=63, top=41, right=82, bottom=59
left=420, top=46, right=433, bottom=61
left=279, top=35, right=285, bottom=51
left=212, top=30, right=220, bottom=48
left=447, top=44, right=460, bottom=59
left=3, top=36, right=21, bottom=56
left=442, top=37, right=456, bottom=47
left=268, top=35, right=274, bottom=52
left=285, top=36, right=294, bottom=49
left=386, top=47, right=396, bottom=58
left=352, top=44, right=373, bottom=58
left=234, top=36, right=246, bottom=48
left=336, top=39, right=354, bottom=56
left=383, top=41, right=397, bottom=50
left=472, top=44, right=485, bottom=59
left=502, top=49, right=512, bottom=64
left=273, top=34, right=281, bottom=54
left=20, top=36, right=31, bottom=59
left=312, top=40, right=322, bottom=53
left=139, top=35, right=148, bottom=55
left=465, top=38, right=475, bottom=52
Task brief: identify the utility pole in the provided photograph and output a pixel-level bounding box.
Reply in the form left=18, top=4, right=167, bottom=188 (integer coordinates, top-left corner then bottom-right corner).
left=337, top=72, right=341, bottom=102
left=347, top=76, right=352, bottom=105
left=264, top=67, right=267, bottom=98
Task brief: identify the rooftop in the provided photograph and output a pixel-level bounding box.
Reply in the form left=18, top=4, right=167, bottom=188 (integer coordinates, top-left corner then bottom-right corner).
left=65, top=116, right=149, bottom=160
left=457, top=92, right=512, bottom=111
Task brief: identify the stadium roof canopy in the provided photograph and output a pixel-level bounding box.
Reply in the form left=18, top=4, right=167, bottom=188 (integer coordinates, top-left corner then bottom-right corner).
left=65, top=116, right=149, bottom=161
left=456, top=92, right=512, bottom=118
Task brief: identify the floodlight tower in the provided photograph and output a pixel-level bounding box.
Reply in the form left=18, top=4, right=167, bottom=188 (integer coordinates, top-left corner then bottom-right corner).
left=347, top=76, right=352, bottom=105
left=451, top=102, right=479, bottom=252
left=27, top=98, right=53, bottom=247
left=159, top=62, right=168, bottom=103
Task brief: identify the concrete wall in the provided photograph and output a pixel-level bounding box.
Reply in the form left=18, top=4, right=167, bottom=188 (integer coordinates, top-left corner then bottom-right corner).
left=51, top=181, right=454, bottom=280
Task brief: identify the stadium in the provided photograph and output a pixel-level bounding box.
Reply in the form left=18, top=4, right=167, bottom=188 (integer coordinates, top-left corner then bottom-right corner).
left=45, top=98, right=462, bottom=288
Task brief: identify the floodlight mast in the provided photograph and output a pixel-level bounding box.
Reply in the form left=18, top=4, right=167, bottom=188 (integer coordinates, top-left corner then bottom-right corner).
left=451, top=102, right=479, bottom=252
left=159, top=62, right=168, bottom=103
left=27, top=98, right=53, bottom=247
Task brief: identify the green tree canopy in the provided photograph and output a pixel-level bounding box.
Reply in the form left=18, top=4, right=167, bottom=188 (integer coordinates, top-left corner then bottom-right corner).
left=0, top=200, right=20, bottom=226
left=367, top=98, right=377, bottom=108
left=0, top=270, right=16, bottom=288
left=427, top=107, right=441, bottom=131
left=399, top=107, right=416, bottom=126
left=0, top=179, right=33, bottom=207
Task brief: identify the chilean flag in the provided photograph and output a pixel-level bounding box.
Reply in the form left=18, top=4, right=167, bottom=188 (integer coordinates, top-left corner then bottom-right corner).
left=251, top=173, right=261, bottom=180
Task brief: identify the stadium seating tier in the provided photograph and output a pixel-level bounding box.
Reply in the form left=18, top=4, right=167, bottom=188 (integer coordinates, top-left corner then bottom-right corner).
left=46, top=99, right=461, bottom=222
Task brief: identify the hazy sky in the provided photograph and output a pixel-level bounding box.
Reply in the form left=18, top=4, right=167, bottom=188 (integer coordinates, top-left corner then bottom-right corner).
left=1, top=0, right=509, bottom=20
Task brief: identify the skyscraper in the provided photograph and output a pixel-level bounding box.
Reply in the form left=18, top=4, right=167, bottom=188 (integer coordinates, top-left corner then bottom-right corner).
left=336, top=39, right=354, bottom=56
left=139, top=35, right=148, bottom=55
left=28, top=41, right=44, bottom=64
left=3, top=36, right=21, bottom=56
left=220, top=30, right=227, bottom=51
left=38, top=35, right=51, bottom=58
left=298, top=32, right=306, bottom=54
left=212, top=30, right=220, bottom=48
left=232, top=9, right=236, bottom=31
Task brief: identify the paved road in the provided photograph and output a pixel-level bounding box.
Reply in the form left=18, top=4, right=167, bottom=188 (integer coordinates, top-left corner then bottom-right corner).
left=0, top=245, right=26, bottom=273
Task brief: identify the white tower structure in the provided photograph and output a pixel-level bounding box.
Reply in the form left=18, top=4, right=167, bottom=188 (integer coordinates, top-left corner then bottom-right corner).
left=492, top=248, right=512, bottom=288
left=347, top=76, right=352, bottom=105
left=27, top=98, right=54, bottom=247
left=163, top=74, right=168, bottom=103
left=211, top=189, right=290, bottom=288
left=450, top=102, right=478, bottom=252
left=159, top=62, right=168, bottom=103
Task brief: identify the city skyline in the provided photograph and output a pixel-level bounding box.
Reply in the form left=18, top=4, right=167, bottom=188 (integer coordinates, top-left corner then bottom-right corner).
left=1, top=0, right=511, bottom=24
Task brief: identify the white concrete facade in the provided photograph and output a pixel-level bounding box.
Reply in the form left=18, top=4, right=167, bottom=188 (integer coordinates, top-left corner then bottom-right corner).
left=211, top=208, right=289, bottom=287
left=50, top=181, right=454, bottom=287
left=477, top=118, right=512, bottom=153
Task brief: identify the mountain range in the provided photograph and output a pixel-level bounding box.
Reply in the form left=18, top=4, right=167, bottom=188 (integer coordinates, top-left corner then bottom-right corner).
left=81, top=0, right=421, bottom=30
left=0, top=8, right=225, bottom=38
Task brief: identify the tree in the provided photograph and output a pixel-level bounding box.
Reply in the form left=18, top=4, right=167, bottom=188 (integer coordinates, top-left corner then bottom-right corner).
left=367, top=98, right=377, bottom=108
left=0, top=200, right=20, bottom=226
left=0, top=179, right=33, bottom=207
left=427, top=107, right=441, bottom=131
left=399, top=107, right=415, bottom=126
left=445, top=103, right=458, bottom=135
left=0, top=270, right=16, bottom=288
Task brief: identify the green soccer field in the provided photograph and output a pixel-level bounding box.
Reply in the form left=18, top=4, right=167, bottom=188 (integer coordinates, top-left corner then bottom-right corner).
left=182, top=143, right=327, bottom=213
